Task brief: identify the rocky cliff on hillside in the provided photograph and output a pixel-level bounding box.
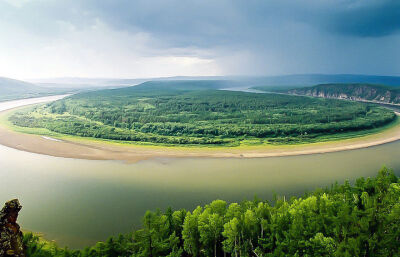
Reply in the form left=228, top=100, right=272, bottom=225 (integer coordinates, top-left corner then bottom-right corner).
left=287, top=84, right=400, bottom=105
left=0, top=199, right=25, bottom=257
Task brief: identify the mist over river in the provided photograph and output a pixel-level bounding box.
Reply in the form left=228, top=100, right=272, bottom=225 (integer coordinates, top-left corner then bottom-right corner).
left=0, top=96, right=400, bottom=248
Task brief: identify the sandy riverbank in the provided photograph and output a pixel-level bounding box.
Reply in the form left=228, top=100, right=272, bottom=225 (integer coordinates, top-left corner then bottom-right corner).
left=1, top=104, right=400, bottom=162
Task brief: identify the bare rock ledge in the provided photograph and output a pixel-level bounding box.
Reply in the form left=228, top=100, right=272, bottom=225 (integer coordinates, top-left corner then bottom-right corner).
left=0, top=199, right=25, bottom=257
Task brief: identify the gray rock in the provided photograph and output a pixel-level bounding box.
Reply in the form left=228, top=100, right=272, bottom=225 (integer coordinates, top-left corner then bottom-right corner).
left=0, top=199, right=25, bottom=257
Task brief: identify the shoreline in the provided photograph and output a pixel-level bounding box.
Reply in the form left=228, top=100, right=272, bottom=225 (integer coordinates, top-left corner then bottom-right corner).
left=1, top=104, right=400, bottom=162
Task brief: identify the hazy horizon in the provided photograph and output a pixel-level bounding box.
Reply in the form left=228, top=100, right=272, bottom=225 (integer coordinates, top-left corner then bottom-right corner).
left=18, top=73, right=400, bottom=88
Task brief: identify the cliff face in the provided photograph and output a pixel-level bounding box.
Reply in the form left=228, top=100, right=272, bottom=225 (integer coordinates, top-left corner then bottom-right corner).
left=0, top=199, right=25, bottom=257
left=287, top=84, right=400, bottom=104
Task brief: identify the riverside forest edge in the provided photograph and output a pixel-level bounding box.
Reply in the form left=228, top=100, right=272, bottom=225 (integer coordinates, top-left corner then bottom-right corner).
left=17, top=167, right=400, bottom=257
left=6, top=81, right=398, bottom=147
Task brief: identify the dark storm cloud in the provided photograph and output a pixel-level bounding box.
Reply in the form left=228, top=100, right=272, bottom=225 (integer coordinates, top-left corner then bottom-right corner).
left=0, top=0, right=399, bottom=77
left=311, top=0, right=400, bottom=37
left=78, top=0, right=400, bottom=46
left=4, top=0, right=399, bottom=45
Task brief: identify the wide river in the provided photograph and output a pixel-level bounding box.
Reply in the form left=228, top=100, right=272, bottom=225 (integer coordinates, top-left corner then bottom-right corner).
left=0, top=96, right=399, bottom=248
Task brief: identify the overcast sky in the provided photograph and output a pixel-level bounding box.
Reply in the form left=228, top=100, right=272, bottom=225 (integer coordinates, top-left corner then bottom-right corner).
left=0, top=0, right=399, bottom=80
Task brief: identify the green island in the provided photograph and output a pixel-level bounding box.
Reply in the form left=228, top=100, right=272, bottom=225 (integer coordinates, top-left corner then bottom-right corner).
left=8, top=81, right=397, bottom=146
left=23, top=167, right=400, bottom=256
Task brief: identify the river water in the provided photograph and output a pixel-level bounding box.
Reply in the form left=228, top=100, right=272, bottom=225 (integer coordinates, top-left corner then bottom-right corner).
left=0, top=96, right=399, bottom=248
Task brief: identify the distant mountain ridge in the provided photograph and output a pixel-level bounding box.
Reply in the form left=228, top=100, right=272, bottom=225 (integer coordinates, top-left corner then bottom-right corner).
left=30, top=74, right=400, bottom=90
left=247, top=74, right=400, bottom=87
left=0, top=77, right=77, bottom=102
left=128, top=80, right=237, bottom=91
left=286, top=84, right=400, bottom=105
left=3, top=74, right=400, bottom=102
left=0, top=77, right=49, bottom=101
left=0, top=77, right=41, bottom=93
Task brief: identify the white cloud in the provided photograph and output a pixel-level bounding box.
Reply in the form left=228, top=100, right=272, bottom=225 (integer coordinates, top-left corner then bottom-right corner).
left=0, top=19, right=221, bottom=79
left=1, top=0, right=30, bottom=8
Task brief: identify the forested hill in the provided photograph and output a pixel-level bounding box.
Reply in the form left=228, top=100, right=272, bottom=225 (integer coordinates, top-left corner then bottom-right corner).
left=284, top=84, right=400, bottom=105
left=0, top=77, right=72, bottom=102
left=131, top=80, right=235, bottom=91
left=23, top=167, right=400, bottom=256
left=244, top=74, right=400, bottom=87
left=81, top=80, right=237, bottom=97
left=0, top=77, right=47, bottom=101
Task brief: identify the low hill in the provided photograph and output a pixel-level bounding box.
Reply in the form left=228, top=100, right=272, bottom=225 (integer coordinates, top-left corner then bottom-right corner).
left=284, top=84, right=400, bottom=105
left=0, top=77, right=47, bottom=101
left=0, top=77, right=94, bottom=102
left=117, top=80, right=235, bottom=92
left=0, top=77, right=66, bottom=101
left=31, top=74, right=400, bottom=92
left=77, top=80, right=240, bottom=98
left=247, top=74, right=400, bottom=88
left=0, top=77, right=41, bottom=93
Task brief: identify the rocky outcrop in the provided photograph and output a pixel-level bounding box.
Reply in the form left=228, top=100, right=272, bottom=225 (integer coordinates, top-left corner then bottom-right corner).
left=0, top=199, right=25, bottom=257
left=287, top=84, right=400, bottom=105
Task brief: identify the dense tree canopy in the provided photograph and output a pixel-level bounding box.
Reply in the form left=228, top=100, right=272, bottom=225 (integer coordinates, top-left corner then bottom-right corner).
left=10, top=81, right=397, bottom=145
left=24, top=167, right=400, bottom=256
left=277, top=83, right=400, bottom=105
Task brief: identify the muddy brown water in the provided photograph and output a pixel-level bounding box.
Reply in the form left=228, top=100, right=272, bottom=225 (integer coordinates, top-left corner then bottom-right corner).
left=0, top=96, right=399, bottom=248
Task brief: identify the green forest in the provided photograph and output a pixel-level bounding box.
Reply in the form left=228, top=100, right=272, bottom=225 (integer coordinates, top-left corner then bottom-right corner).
left=254, top=83, right=400, bottom=105
left=23, top=167, right=400, bottom=256
left=10, top=81, right=397, bottom=146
